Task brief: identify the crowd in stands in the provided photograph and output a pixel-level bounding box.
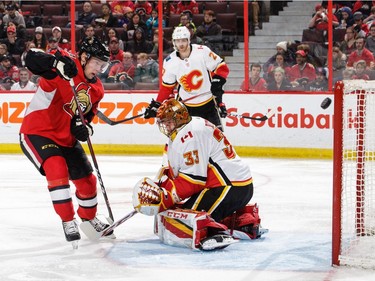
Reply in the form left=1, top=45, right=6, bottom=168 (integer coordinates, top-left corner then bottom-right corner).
left=5, top=1, right=371, bottom=93
left=241, top=1, right=375, bottom=92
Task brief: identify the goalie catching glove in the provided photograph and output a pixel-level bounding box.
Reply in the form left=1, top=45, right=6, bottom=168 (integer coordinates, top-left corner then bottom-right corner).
left=71, top=115, right=93, bottom=142
left=144, top=99, right=161, bottom=119
left=132, top=177, right=178, bottom=216
left=52, top=50, right=78, bottom=80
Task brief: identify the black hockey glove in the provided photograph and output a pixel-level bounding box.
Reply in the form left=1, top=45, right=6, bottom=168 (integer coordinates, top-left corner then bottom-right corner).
left=52, top=50, right=78, bottom=80
left=144, top=99, right=161, bottom=119
left=218, top=102, right=228, bottom=118
left=211, top=75, right=226, bottom=99
left=71, top=116, right=93, bottom=142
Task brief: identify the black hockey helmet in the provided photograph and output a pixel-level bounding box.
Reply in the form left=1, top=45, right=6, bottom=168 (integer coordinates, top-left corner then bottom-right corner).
left=79, top=37, right=110, bottom=63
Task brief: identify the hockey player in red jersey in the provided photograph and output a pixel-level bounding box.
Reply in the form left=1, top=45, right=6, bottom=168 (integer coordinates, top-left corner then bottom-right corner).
left=143, top=26, right=229, bottom=131
left=133, top=99, right=267, bottom=250
left=19, top=37, right=114, bottom=245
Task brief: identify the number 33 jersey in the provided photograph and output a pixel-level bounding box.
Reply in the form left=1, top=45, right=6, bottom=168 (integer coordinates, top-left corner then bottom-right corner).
left=166, top=117, right=252, bottom=189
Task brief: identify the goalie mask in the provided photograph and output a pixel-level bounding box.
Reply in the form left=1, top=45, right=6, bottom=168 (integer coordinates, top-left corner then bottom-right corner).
left=172, top=26, right=190, bottom=51
left=156, top=98, right=191, bottom=138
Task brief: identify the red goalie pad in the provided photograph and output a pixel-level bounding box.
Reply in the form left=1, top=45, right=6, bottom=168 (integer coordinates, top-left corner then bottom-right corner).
left=221, top=203, right=262, bottom=239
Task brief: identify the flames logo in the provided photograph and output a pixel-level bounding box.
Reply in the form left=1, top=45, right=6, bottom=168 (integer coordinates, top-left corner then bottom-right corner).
left=179, top=70, right=203, bottom=92
left=63, top=82, right=92, bottom=117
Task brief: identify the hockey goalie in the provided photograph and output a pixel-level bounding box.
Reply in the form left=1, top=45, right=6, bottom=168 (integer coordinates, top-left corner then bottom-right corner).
left=133, top=98, right=267, bottom=250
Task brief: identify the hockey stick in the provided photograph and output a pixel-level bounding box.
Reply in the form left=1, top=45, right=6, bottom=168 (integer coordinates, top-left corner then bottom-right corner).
left=80, top=210, right=137, bottom=240
left=96, top=111, right=144, bottom=126
left=97, top=91, right=211, bottom=126
left=228, top=108, right=277, bottom=121
left=69, top=80, right=114, bottom=223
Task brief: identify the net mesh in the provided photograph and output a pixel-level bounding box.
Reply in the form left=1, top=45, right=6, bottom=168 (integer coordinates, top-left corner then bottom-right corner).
left=339, top=80, right=375, bottom=269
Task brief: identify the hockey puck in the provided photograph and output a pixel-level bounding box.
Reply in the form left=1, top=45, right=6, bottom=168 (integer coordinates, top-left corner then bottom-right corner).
left=320, top=97, right=332, bottom=109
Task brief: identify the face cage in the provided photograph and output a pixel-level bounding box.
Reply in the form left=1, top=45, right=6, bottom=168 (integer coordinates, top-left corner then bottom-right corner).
left=157, top=118, right=177, bottom=138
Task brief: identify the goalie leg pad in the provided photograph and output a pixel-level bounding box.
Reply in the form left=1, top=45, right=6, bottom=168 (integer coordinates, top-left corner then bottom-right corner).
left=221, top=203, right=267, bottom=239
left=155, top=208, right=228, bottom=250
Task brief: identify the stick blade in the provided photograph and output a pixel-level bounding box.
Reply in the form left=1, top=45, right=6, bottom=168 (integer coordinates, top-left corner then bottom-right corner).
left=79, top=221, right=102, bottom=241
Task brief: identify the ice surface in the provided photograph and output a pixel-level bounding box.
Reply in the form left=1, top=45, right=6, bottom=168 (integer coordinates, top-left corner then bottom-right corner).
left=0, top=155, right=374, bottom=281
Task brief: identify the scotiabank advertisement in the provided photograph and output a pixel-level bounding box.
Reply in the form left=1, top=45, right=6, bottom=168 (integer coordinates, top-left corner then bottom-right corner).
left=0, top=92, right=334, bottom=149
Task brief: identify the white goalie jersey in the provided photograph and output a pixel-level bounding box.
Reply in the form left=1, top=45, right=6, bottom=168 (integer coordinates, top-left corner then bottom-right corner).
left=166, top=116, right=252, bottom=189
left=162, top=44, right=226, bottom=106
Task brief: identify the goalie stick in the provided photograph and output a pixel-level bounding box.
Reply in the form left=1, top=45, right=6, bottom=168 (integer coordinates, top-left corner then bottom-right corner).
left=97, top=92, right=211, bottom=126
left=228, top=108, right=276, bottom=121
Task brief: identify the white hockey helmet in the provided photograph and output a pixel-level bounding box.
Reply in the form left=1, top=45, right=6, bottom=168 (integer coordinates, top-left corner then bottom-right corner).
left=172, top=26, right=190, bottom=49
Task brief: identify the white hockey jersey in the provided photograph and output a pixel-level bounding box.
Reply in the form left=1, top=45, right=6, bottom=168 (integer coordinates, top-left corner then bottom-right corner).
left=165, top=117, right=252, bottom=197
left=160, top=44, right=228, bottom=106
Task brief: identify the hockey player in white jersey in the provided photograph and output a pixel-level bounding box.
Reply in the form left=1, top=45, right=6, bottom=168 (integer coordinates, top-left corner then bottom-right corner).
left=143, top=26, right=229, bottom=131
left=133, top=99, right=266, bottom=250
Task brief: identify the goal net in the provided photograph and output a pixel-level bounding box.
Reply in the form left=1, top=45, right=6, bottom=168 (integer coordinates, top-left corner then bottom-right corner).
left=332, top=80, right=375, bottom=269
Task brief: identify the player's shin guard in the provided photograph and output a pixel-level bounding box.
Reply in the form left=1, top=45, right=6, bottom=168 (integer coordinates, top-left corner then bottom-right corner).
left=72, top=173, right=98, bottom=220
left=154, top=208, right=229, bottom=250
left=43, top=156, right=74, bottom=222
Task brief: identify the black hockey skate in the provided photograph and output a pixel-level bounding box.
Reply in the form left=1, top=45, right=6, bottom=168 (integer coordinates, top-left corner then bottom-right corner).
left=82, top=217, right=116, bottom=239
left=62, top=219, right=81, bottom=249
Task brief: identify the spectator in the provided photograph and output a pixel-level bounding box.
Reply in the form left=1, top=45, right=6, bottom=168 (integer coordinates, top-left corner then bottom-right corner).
left=150, top=29, right=172, bottom=56
left=342, top=67, right=355, bottom=80
left=0, top=43, right=8, bottom=56
left=288, top=50, right=316, bottom=88
left=251, top=0, right=261, bottom=30
left=297, top=43, right=323, bottom=67
left=363, top=5, right=375, bottom=28
left=78, top=24, right=95, bottom=48
left=0, top=53, right=19, bottom=84
left=108, top=36, right=124, bottom=62
left=125, top=27, right=153, bottom=55
left=110, top=0, right=134, bottom=17
left=10, top=67, right=36, bottom=90
left=308, top=4, right=339, bottom=30
left=146, top=9, right=165, bottom=40
left=2, top=4, right=25, bottom=28
left=265, top=53, right=291, bottom=83
left=340, top=26, right=358, bottom=55
left=186, top=21, right=203, bottom=45
left=20, top=41, right=36, bottom=67
left=52, top=26, right=70, bottom=52
left=32, top=26, right=47, bottom=51
left=267, top=67, right=292, bottom=91
left=0, top=25, right=25, bottom=55
left=305, top=67, right=328, bottom=91
left=178, top=12, right=196, bottom=31
left=134, top=1, right=153, bottom=17
left=332, top=46, right=347, bottom=81
left=353, top=11, right=368, bottom=37
left=134, top=52, right=159, bottom=84
left=107, top=51, right=135, bottom=89
left=352, top=60, right=370, bottom=79
left=365, top=23, right=375, bottom=55
left=74, top=1, right=97, bottom=28
left=162, top=0, right=176, bottom=22
left=106, top=28, right=124, bottom=50
left=176, top=1, right=199, bottom=15
left=122, top=12, right=147, bottom=41
left=263, top=41, right=295, bottom=72
left=196, top=10, right=222, bottom=46
left=119, top=7, right=134, bottom=28
left=352, top=0, right=372, bottom=18
left=46, top=37, right=60, bottom=54
left=347, top=36, right=374, bottom=67
left=240, top=63, right=267, bottom=91
left=95, top=3, right=118, bottom=28
left=337, top=6, right=354, bottom=29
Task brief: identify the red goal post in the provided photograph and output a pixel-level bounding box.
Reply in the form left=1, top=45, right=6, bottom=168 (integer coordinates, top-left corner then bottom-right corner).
left=332, top=80, right=375, bottom=268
